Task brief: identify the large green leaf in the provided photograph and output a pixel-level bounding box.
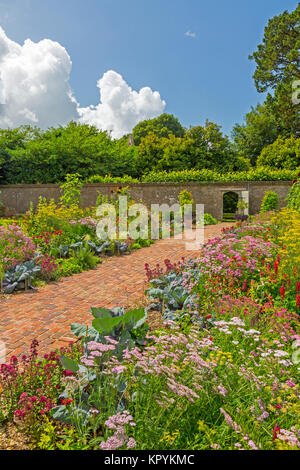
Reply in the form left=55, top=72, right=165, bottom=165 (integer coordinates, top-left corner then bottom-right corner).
left=59, top=356, right=79, bottom=373
left=121, top=308, right=145, bottom=328
left=90, top=307, right=112, bottom=319
left=70, top=323, right=98, bottom=339
left=92, top=315, right=122, bottom=334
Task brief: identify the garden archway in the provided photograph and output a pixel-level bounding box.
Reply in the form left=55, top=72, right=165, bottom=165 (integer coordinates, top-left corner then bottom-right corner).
left=222, top=191, right=239, bottom=221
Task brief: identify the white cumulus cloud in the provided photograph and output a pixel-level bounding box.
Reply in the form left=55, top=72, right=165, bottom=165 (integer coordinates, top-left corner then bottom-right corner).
left=0, top=27, right=166, bottom=138
left=78, top=70, right=166, bottom=138
left=0, top=27, right=78, bottom=128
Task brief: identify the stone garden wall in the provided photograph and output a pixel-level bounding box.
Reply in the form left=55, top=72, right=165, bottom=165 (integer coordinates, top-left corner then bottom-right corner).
left=0, top=181, right=292, bottom=220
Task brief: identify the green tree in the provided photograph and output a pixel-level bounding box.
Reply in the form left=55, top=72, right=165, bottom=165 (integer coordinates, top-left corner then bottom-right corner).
left=135, top=121, right=249, bottom=174
left=186, top=121, right=247, bottom=172
left=0, top=126, right=39, bottom=181
left=0, top=122, right=138, bottom=184
left=264, top=81, right=300, bottom=137
left=232, top=104, right=280, bottom=166
left=132, top=113, right=185, bottom=146
left=260, top=191, right=279, bottom=212
left=257, top=135, right=300, bottom=169
left=249, top=6, right=300, bottom=92
left=134, top=132, right=167, bottom=173
left=249, top=5, right=300, bottom=137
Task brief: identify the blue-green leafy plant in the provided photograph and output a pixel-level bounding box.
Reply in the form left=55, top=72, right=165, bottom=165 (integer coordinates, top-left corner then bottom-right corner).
left=147, top=268, right=201, bottom=321
left=3, top=260, right=41, bottom=293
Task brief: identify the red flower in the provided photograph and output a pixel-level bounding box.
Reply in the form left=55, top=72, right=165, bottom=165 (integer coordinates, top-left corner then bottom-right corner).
left=206, top=315, right=212, bottom=320
left=61, top=398, right=73, bottom=406
left=273, top=425, right=280, bottom=440
left=280, top=286, right=285, bottom=300
left=297, top=294, right=300, bottom=309
left=274, top=261, right=279, bottom=275
left=62, top=370, right=73, bottom=377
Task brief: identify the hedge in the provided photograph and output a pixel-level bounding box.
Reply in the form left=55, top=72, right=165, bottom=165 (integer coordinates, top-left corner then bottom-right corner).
left=84, top=167, right=299, bottom=184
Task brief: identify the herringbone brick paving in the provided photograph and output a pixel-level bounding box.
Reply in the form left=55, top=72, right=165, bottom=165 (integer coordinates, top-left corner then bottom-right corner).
left=0, top=223, right=233, bottom=360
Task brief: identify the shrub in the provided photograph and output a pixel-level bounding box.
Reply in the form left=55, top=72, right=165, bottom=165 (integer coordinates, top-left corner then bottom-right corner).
left=132, top=242, right=142, bottom=250
left=257, top=136, right=300, bottom=170
left=286, top=176, right=300, bottom=210
left=260, top=191, right=279, bottom=213
left=68, top=243, right=100, bottom=271
left=58, top=257, right=84, bottom=276
left=203, top=213, right=218, bottom=225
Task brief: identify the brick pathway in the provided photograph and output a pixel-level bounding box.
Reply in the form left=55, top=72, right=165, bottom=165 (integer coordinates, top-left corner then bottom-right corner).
left=0, top=223, right=233, bottom=360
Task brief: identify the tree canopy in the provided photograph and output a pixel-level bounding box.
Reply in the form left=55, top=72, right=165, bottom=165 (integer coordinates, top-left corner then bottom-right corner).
left=232, top=104, right=280, bottom=166
left=257, top=135, right=300, bottom=169
left=249, top=5, right=300, bottom=93
left=132, top=113, right=185, bottom=146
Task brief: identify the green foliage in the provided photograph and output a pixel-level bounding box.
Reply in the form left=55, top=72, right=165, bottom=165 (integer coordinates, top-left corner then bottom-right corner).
left=264, top=81, right=300, bottom=137
left=135, top=121, right=246, bottom=174
left=286, top=178, right=300, bottom=210
left=92, top=307, right=146, bottom=336
left=141, top=167, right=299, bottom=183
left=260, top=191, right=279, bottom=213
left=132, top=242, right=142, bottom=250
left=135, top=132, right=186, bottom=173
left=248, top=6, right=300, bottom=138
left=185, top=122, right=247, bottom=172
left=3, top=261, right=41, bottom=293
left=58, top=257, right=84, bottom=276
left=203, top=213, right=218, bottom=225
left=257, top=135, right=300, bottom=169
left=70, top=306, right=148, bottom=356
left=0, top=126, right=40, bottom=181
left=132, top=113, right=185, bottom=146
left=223, top=191, right=239, bottom=215
left=249, top=5, right=300, bottom=93
left=232, top=104, right=280, bottom=165
left=70, top=243, right=100, bottom=271
left=0, top=122, right=139, bottom=184
left=85, top=174, right=139, bottom=184
left=60, top=173, right=83, bottom=207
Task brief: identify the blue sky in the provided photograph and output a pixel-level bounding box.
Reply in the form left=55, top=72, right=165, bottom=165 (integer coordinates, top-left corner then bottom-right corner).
left=0, top=0, right=297, bottom=137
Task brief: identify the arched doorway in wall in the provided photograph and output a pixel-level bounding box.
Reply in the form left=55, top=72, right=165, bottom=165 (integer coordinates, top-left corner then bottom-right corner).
left=223, top=191, right=239, bottom=221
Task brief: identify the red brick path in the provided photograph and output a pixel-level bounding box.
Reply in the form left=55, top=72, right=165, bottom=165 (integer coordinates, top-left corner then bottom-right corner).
left=0, top=223, right=233, bottom=360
